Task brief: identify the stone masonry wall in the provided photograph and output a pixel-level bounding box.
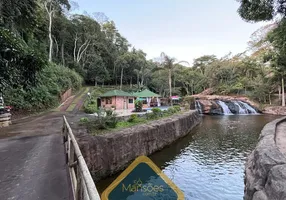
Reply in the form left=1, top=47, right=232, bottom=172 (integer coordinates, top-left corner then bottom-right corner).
left=244, top=117, right=286, bottom=200
left=76, top=111, right=201, bottom=182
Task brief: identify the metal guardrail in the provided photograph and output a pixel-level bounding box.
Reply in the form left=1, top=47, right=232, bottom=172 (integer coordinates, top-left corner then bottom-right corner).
left=62, top=116, right=101, bottom=200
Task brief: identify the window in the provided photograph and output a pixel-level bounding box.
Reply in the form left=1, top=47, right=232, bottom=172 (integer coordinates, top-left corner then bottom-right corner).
left=129, top=98, right=134, bottom=104
left=106, top=97, right=112, bottom=104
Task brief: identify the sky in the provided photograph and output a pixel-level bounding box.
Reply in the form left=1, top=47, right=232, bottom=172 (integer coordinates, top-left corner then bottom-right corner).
left=75, top=0, right=266, bottom=65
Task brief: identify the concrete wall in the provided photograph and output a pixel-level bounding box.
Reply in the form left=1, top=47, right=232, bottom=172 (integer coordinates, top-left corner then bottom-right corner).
left=101, top=96, right=135, bottom=110
left=76, top=110, right=201, bottom=182
left=244, top=117, right=286, bottom=200
left=60, top=88, right=72, bottom=103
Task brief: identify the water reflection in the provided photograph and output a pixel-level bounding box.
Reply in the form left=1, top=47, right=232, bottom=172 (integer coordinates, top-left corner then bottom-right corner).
left=96, top=115, right=278, bottom=200
left=149, top=115, right=279, bottom=200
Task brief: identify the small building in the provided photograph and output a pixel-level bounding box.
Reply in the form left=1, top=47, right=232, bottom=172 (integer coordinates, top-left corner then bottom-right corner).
left=99, top=90, right=135, bottom=110
left=134, top=89, right=161, bottom=108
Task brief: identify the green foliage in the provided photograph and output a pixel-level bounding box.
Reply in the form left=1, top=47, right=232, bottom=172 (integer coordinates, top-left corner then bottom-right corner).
left=128, top=114, right=139, bottom=122
left=0, top=27, right=46, bottom=91
left=135, top=99, right=143, bottom=112
left=3, top=63, right=82, bottom=110
left=105, top=109, right=114, bottom=116
left=84, top=104, right=97, bottom=114
left=89, top=109, right=118, bottom=130
left=173, top=105, right=181, bottom=112
left=237, top=0, right=286, bottom=22
left=167, top=107, right=176, bottom=114
left=80, top=117, right=89, bottom=123
left=146, top=108, right=162, bottom=120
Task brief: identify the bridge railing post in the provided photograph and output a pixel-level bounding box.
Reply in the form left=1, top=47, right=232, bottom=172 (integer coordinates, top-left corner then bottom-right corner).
left=62, top=115, right=100, bottom=200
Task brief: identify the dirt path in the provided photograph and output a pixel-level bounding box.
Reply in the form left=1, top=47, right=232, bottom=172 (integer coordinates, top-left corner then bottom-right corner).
left=56, top=87, right=90, bottom=113
left=276, top=121, right=286, bottom=156
left=0, top=112, right=85, bottom=200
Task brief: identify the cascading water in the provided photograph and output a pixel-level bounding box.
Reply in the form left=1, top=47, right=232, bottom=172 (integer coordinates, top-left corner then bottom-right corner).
left=195, top=100, right=202, bottom=114
left=217, top=100, right=233, bottom=115
left=234, top=101, right=247, bottom=114
left=238, top=101, right=258, bottom=114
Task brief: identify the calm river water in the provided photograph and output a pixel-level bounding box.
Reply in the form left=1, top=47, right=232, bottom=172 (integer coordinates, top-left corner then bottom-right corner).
left=97, top=115, right=279, bottom=200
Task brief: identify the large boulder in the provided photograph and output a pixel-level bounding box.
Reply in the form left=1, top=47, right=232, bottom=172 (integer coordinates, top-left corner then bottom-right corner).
left=244, top=117, right=286, bottom=200
left=263, top=106, right=286, bottom=115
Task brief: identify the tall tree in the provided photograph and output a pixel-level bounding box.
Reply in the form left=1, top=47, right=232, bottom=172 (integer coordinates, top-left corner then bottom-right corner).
left=238, top=0, right=286, bottom=106
left=158, top=52, right=189, bottom=105
left=42, top=0, right=70, bottom=62
left=237, top=0, right=286, bottom=22
left=193, top=55, right=217, bottom=74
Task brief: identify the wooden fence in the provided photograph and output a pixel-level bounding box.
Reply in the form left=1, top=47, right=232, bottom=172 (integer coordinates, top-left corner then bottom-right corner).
left=62, top=116, right=101, bottom=200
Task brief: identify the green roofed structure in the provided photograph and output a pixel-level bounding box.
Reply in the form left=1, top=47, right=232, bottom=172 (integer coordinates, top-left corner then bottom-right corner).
left=99, top=90, right=135, bottom=110
left=100, top=90, right=134, bottom=97
left=135, top=89, right=160, bottom=98
left=134, top=89, right=161, bottom=107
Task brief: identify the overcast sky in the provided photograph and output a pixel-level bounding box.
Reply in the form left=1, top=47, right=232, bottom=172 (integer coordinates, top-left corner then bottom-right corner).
left=76, top=0, right=266, bottom=64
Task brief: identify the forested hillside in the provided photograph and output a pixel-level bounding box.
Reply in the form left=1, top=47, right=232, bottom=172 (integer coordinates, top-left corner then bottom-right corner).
left=1, top=0, right=286, bottom=112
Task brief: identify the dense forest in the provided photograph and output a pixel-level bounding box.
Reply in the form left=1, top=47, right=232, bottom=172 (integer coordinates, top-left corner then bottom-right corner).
left=1, top=0, right=286, bottom=111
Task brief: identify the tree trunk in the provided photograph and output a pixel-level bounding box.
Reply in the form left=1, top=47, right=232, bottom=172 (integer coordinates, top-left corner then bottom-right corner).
left=278, top=85, right=281, bottom=100
left=192, top=80, right=194, bottom=95
left=54, top=37, right=59, bottom=58
left=113, top=65, right=116, bottom=85
left=282, top=78, right=285, bottom=106
left=168, top=69, right=172, bottom=106
left=269, top=93, right=272, bottom=105
left=120, top=67, right=124, bottom=90
left=137, top=73, right=140, bottom=89
left=61, top=42, right=65, bottom=66
left=48, top=12, right=53, bottom=62
left=130, top=77, right=132, bottom=88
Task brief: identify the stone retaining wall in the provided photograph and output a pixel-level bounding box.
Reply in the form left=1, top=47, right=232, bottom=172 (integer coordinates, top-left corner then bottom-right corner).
left=77, top=111, right=201, bottom=182
left=244, top=117, right=286, bottom=200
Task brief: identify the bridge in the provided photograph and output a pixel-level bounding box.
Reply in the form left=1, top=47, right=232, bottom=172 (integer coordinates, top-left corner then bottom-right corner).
left=0, top=112, right=100, bottom=200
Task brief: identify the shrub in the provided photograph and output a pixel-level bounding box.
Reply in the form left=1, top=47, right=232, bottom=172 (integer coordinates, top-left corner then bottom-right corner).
left=167, top=107, right=176, bottom=114
left=105, top=109, right=114, bottom=116
left=173, top=105, right=181, bottom=112
left=162, top=110, right=171, bottom=117
left=151, top=108, right=162, bottom=118
left=3, top=63, right=83, bottom=111
left=80, top=117, right=89, bottom=123
left=128, top=114, right=139, bottom=122
left=89, top=109, right=118, bottom=130
left=83, top=89, right=99, bottom=114
left=84, top=104, right=97, bottom=114
left=135, top=100, right=143, bottom=112
left=105, top=115, right=118, bottom=128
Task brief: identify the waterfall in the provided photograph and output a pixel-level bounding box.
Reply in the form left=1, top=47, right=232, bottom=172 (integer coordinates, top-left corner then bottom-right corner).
left=195, top=100, right=202, bottom=114
left=234, top=101, right=247, bottom=114
left=238, top=101, right=258, bottom=114
left=217, top=100, right=233, bottom=115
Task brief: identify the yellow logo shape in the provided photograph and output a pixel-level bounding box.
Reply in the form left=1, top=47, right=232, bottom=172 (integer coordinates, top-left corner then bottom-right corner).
left=101, top=156, right=184, bottom=200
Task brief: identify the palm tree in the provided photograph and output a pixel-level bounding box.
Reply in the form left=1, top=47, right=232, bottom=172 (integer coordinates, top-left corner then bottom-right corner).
left=158, top=52, right=189, bottom=106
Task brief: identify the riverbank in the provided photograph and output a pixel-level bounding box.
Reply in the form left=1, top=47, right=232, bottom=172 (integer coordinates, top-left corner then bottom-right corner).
left=75, top=110, right=201, bottom=182
left=244, top=116, right=286, bottom=200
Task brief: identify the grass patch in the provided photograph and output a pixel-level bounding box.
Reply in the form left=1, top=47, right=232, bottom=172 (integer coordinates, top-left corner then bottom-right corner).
left=84, top=106, right=184, bottom=135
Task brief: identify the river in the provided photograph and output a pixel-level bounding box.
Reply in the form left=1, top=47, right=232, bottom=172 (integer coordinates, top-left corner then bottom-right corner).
left=96, top=114, right=279, bottom=200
